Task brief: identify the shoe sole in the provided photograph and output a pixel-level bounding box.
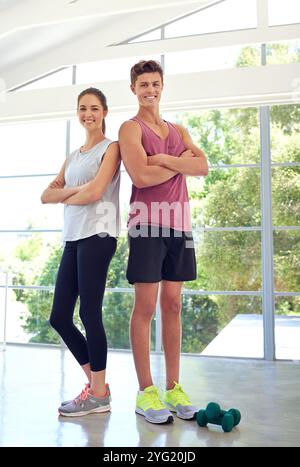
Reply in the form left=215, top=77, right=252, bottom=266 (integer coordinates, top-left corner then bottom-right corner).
left=164, top=403, right=197, bottom=420
left=59, top=404, right=111, bottom=417
left=135, top=408, right=174, bottom=424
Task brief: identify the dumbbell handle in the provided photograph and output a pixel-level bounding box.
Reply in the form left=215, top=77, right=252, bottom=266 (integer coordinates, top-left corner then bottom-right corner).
left=208, top=414, right=225, bottom=425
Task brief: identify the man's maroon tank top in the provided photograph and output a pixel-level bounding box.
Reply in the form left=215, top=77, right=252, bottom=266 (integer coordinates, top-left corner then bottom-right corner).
left=128, top=117, right=192, bottom=232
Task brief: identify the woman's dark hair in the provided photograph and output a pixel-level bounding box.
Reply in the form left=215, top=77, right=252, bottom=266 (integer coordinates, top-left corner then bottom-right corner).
left=130, top=60, right=164, bottom=86
left=77, top=87, right=107, bottom=134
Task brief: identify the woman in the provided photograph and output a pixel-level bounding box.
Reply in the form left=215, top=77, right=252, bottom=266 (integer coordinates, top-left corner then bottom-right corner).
left=41, top=87, right=120, bottom=417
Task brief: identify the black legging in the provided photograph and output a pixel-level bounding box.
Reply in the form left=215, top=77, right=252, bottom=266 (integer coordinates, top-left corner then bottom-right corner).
left=50, top=234, right=117, bottom=371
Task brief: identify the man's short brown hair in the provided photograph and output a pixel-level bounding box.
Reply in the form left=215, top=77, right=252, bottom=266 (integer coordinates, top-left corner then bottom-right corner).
left=130, top=60, right=164, bottom=86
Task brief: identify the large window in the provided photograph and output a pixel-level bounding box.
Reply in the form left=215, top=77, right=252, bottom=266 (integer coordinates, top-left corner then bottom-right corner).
left=0, top=112, right=135, bottom=349
left=271, top=104, right=300, bottom=360
left=164, top=45, right=261, bottom=75
left=76, top=55, right=161, bottom=85
left=15, top=67, right=73, bottom=92
left=0, top=121, right=67, bottom=175
left=266, top=40, right=300, bottom=65
left=268, top=0, right=300, bottom=26
left=165, top=0, right=257, bottom=37
left=164, top=107, right=263, bottom=357
left=0, top=118, right=66, bottom=346
left=1, top=106, right=299, bottom=358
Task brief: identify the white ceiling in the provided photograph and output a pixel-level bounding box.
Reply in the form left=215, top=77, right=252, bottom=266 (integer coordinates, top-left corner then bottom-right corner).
left=0, top=0, right=217, bottom=89
left=0, top=0, right=20, bottom=12
left=0, top=0, right=299, bottom=123
left=0, top=16, right=111, bottom=71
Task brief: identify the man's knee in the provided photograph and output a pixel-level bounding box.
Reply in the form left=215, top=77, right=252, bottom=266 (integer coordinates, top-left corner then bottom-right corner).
left=132, top=301, right=157, bottom=320
left=161, top=296, right=181, bottom=315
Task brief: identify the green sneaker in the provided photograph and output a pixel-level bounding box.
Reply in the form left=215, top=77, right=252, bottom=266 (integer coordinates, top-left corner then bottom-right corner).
left=163, top=382, right=198, bottom=420
left=136, top=385, right=174, bottom=424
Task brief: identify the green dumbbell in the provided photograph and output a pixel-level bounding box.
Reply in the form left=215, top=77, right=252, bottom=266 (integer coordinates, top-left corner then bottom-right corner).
left=196, top=402, right=241, bottom=432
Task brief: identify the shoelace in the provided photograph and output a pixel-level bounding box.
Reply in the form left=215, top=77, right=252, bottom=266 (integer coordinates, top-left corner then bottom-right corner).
left=143, top=389, right=165, bottom=410
left=74, top=383, right=110, bottom=404
left=75, top=384, right=90, bottom=403
left=170, top=385, right=191, bottom=405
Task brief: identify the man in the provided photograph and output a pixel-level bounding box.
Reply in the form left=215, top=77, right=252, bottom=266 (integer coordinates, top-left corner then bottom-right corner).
left=119, top=60, right=208, bottom=424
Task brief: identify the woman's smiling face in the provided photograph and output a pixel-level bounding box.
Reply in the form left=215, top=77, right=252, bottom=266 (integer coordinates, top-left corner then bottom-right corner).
left=78, top=93, right=107, bottom=130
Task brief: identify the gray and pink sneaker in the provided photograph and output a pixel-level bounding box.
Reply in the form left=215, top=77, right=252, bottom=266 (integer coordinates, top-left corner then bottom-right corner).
left=58, top=384, right=111, bottom=417
left=60, top=383, right=111, bottom=407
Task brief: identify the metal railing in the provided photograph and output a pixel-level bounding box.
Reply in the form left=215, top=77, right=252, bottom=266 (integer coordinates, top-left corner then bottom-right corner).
left=1, top=275, right=299, bottom=355
left=0, top=271, right=8, bottom=351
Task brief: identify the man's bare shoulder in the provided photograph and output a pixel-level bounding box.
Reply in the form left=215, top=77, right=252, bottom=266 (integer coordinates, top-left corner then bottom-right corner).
left=172, top=122, right=186, bottom=137
left=119, top=119, right=141, bottom=135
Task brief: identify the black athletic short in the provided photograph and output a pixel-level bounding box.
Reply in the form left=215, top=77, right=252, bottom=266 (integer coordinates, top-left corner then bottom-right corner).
left=126, top=225, right=197, bottom=285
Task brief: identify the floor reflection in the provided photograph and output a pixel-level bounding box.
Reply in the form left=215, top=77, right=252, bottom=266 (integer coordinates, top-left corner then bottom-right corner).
left=0, top=345, right=299, bottom=447
left=57, top=412, right=112, bottom=447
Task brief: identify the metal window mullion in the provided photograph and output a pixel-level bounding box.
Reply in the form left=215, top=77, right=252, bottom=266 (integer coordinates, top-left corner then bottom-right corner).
left=66, top=121, right=71, bottom=157
left=155, top=296, right=162, bottom=353
left=181, top=290, right=262, bottom=296
left=274, top=292, right=300, bottom=297
left=198, top=226, right=262, bottom=231
left=0, top=173, right=57, bottom=179
left=1, top=164, right=298, bottom=180
left=209, top=163, right=260, bottom=169
left=2, top=271, right=8, bottom=350
left=65, top=66, right=76, bottom=158
left=271, top=162, right=300, bottom=168
left=160, top=26, right=165, bottom=71
left=0, top=229, right=62, bottom=233
left=274, top=226, right=300, bottom=231
left=1, top=285, right=299, bottom=298
left=260, top=59, right=275, bottom=360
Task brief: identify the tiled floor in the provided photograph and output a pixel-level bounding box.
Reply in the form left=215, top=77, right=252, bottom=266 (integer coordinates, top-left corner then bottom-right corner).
left=0, top=344, right=299, bottom=447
